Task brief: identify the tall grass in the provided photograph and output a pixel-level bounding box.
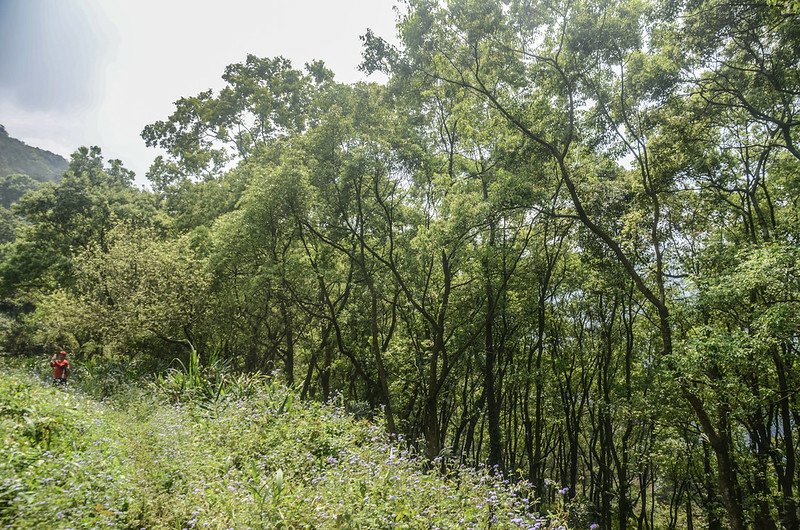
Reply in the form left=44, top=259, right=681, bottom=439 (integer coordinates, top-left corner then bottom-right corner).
left=0, top=358, right=569, bottom=529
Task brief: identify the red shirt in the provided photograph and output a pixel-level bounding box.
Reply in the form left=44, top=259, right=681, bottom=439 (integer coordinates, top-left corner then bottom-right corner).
left=51, top=359, right=70, bottom=379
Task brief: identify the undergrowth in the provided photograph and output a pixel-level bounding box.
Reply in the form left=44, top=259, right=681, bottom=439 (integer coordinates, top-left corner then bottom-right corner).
left=0, top=356, right=568, bottom=529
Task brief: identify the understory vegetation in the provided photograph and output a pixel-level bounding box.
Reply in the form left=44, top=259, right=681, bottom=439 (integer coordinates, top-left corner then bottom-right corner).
left=0, top=359, right=565, bottom=529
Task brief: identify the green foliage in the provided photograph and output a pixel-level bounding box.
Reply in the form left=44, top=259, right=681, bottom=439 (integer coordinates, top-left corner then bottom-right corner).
left=0, top=361, right=564, bottom=529
left=2, top=1, right=799, bottom=527
left=0, top=147, right=159, bottom=297
left=0, top=174, right=38, bottom=209
left=155, top=348, right=269, bottom=403
left=0, top=313, right=41, bottom=357
left=142, top=55, right=333, bottom=179
left=32, top=223, right=210, bottom=358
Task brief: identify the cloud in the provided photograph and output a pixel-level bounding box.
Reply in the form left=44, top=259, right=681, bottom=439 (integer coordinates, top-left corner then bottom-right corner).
left=0, top=0, right=116, bottom=112
left=0, top=100, right=97, bottom=159
left=1, top=0, right=398, bottom=182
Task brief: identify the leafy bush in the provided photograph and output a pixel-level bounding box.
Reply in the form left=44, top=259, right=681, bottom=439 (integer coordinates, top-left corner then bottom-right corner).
left=156, top=348, right=269, bottom=403
left=0, top=314, right=42, bottom=357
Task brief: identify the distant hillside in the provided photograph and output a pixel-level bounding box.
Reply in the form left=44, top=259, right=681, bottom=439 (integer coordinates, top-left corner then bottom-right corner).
left=0, top=124, right=67, bottom=182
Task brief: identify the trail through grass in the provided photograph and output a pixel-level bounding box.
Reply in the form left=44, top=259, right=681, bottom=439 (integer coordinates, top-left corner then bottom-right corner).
left=0, top=361, right=565, bottom=529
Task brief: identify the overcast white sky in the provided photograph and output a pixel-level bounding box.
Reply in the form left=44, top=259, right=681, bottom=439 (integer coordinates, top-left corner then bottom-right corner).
left=0, top=0, right=398, bottom=183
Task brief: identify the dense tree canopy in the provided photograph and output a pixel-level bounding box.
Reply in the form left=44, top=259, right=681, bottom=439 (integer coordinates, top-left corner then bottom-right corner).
left=1, top=0, right=798, bottom=528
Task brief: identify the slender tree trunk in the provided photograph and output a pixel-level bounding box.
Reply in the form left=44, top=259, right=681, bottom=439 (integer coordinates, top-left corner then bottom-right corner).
left=531, top=288, right=547, bottom=495
left=701, top=439, right=724, bottom=530
left=423, top=392, right=441, bottom=460
left=367, top=279, right=396, bottom=433
left=423, top=325, right=444, bottom=460
left=279, top=297, right=294, bottom=386
left=774, top=347, right=798, bottom=530
left=617, top=293, right=635, bottom=530
left=694, top=404, right=747, bottom=530
left=483, top=237, right=502, bottom=470
left=322, top=328, right=332, bottom=401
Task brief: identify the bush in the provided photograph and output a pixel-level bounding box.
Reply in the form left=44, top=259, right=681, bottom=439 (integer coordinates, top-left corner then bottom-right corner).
left=0, top=314, right=41, bottom=357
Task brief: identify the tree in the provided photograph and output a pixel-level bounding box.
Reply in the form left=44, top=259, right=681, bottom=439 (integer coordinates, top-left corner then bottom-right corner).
left=35, top=223, right=211, bottom=359
left=0, top=147, right=158, bottom=296
left=142, top=55, right=334, bottom=181
left=377, top=0, right=799, bottom=526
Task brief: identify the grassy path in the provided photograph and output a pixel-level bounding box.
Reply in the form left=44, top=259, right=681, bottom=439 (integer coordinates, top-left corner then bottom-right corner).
left=0, top=363, right=562, bottom=529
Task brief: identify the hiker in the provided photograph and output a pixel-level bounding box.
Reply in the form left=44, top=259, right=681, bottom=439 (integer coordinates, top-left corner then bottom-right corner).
left=50, top=350, right=70, bottom=385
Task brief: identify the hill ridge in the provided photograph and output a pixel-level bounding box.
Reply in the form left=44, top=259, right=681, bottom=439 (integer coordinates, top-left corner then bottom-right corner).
left=0, top=124, right=68, bottom=182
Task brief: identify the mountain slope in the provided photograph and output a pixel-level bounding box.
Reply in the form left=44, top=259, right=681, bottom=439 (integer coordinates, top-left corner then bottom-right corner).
left=0, top=124, right=67, bottom=182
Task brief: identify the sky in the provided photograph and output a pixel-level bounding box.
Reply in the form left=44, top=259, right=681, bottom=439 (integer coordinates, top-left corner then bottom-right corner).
left=0, top=0, right=399, bottom=183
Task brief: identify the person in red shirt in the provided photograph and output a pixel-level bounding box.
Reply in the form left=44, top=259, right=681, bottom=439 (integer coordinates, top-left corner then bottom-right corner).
left=50, top=350, right=70, bottom=385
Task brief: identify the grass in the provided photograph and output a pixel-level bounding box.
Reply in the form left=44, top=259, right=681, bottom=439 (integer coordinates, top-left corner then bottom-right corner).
left=0, top=357, right=567, bottom=529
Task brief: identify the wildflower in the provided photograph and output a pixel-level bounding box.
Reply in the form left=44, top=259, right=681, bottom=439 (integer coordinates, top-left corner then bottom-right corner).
left=558, top=486, right=569, bottom=495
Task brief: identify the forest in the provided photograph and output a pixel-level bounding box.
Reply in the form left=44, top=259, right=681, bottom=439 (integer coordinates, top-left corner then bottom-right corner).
left=1, top=0, right=799, bottom=528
